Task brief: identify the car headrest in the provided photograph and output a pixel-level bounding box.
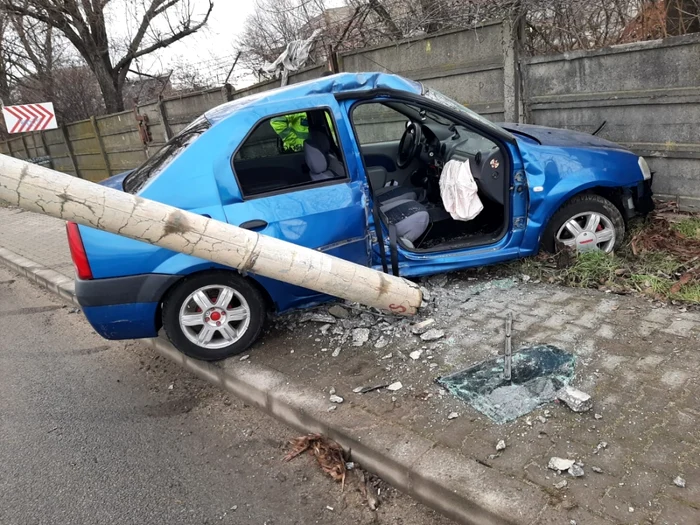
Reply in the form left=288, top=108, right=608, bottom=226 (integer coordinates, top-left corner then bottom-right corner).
left=304, top=142, right=328, bottom=175
left=307, top=129, right=331, bottom=154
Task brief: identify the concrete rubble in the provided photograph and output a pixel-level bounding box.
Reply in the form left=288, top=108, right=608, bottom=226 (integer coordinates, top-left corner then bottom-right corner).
left=674, top=476, right=686, bottom=488
left=352, top=328, right=370, bottom=347
left=411, top=318, right=436, bottom=335
left=568, top=464, right=585, bottom=478
left=556, top=386, right=593, bottom=412
left=409, top=350, right=423, bottom=360
left=594, top=441, right=608, bottom=454
left=420, top=329, right=445, bottom=341
left=548, top=457, right=576, bottom=472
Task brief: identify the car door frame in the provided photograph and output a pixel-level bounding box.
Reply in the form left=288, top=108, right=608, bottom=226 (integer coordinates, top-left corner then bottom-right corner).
left=220, top=96, right=373, bottom=310
left=337, top=90, right=529, bottom=277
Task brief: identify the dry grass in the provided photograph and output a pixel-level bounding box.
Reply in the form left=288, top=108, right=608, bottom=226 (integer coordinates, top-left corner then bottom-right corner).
left=500, top=208, right=700, bottom=305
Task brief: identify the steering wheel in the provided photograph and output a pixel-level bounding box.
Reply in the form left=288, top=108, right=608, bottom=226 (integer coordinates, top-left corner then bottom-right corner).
left=397, top=122, right=422, bottom=169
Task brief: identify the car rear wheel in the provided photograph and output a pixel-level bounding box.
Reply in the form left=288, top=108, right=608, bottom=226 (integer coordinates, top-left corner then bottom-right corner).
left=542, top=194, right=625, bottom=254
left=162, top=272, right=266, bottom=361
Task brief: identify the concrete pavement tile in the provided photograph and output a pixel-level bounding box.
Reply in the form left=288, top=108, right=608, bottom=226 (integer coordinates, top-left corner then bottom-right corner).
left=597, top=489, right=652, bottom=524
left=662, top=319, right=699, bottom=337
left=595, top=323, right=616, bottom=339
left=660, top=369, right=691, bottom=389
left=614, top=468, right=666, bottom=509
left=652, top=496, right=700, bottom=525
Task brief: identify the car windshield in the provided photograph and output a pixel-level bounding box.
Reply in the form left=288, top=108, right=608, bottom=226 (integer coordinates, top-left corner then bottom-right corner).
left=422, top=86, right=512, bottom=140
left=123, top=117, right=210, bottom=194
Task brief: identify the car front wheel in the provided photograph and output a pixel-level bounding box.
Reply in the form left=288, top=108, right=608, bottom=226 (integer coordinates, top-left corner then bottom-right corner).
left=542, top=194, right=625, bottom=254
left=162, top=272, right=266, bottom=361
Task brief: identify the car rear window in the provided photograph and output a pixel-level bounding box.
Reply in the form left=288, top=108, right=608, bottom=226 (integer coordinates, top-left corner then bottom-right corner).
left=123, top=117, right=210, bottom=194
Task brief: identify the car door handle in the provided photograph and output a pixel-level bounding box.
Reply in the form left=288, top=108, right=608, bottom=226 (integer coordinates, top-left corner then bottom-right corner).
left=239, top=219, right=268, bottom=231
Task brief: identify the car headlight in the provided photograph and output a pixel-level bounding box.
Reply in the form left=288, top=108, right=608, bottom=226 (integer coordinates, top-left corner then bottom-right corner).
left=638, top=156, right=652, bottom=181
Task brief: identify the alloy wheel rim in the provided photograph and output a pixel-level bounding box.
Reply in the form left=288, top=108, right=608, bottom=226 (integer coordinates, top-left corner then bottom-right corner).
left=178, top=285, right=250, bottom=350
left=556, top=212, right=616, bottom=253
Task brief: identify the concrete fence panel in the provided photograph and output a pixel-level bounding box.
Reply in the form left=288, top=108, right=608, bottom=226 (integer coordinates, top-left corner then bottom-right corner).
left=340, top=20, right=513, bottom=121
left=95, top=111, right=148, bottom=175
left=524, top=33, right=700, bottom=210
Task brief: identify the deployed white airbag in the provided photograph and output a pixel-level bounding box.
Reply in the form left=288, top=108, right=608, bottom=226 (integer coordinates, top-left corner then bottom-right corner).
left=439, top=159, right=484, bottom=221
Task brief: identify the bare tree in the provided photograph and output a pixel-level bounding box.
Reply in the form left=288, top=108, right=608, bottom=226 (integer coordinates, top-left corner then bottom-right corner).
left=666, top=0, right=700, bottom=35
left=0, top=0, right=214, bottom=113
left=238, top=0, right=330, bottom=73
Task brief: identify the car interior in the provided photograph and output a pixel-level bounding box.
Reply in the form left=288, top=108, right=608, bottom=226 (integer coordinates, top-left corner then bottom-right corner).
left=232, top=109, right=347, bottom=197
left=231, top=102, right=508, bottom=254
left=351, top=101, right=509, bottom=252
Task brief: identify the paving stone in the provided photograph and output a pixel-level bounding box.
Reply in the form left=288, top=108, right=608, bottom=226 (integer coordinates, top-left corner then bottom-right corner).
left=662, top=319, right=699, bottom=337
left=542, top=290, right=575, bottom=304
left=660, top=369, right=691, bottom=389
left=636, top=320, right=665, bottom=337
left=595, top=323, right=616, bottom=339
left=600, top=354, right=629, bottom=372
left=644, top=308, right=672, bottom=324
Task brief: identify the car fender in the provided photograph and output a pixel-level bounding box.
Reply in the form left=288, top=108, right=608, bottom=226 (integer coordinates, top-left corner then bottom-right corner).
left=518, top=142, right=644, bottom=254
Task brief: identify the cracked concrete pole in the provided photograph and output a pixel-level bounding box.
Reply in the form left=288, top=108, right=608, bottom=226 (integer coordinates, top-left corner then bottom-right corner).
left=0, top=155, right=422, bottom=315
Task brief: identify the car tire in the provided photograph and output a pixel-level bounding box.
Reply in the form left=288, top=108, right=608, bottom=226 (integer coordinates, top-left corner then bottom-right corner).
left=162, top=272, right=266, bottom=361
left=542, top=194, right=625, bottom=254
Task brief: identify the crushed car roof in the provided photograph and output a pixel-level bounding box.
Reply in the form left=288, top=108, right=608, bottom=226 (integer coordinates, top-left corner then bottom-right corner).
left=205, top=72, right=422, bottom=124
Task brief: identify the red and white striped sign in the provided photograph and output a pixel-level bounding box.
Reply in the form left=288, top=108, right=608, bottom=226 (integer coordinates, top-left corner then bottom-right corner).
left=2, top=102, right=57, bottom=134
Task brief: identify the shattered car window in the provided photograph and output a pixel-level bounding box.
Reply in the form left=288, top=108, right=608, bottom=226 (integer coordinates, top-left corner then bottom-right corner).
left=124, top=117, right=210, bottom=194
left=422, top=87, right=513, bottom=141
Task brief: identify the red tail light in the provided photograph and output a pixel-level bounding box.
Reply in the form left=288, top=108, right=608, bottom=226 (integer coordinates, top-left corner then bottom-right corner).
left=66, top=222, right=93, bottom=280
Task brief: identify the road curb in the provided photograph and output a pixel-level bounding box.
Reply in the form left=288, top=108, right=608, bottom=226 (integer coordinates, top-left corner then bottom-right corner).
left=0, top=246, right=548, bottom=525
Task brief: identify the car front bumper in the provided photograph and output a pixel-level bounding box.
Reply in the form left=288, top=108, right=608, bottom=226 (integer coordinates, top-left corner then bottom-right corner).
left=75, top=273, right=181, bottom=340
left=622, top=178, right=654, bottom=219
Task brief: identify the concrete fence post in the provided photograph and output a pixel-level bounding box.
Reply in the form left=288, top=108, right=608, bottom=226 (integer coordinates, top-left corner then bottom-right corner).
left=20, top=134, right=30, bottom=158
left=502, top=17, right=523, bottom=123
left=157, top=97, right=174, bottom=141
left=0, top=155, right=422, bottom=315
left=90, top=116, right=112, bottom=178
left=60, top=125, right=81, bottom=178
left=38, top=131, right=55, bottom=170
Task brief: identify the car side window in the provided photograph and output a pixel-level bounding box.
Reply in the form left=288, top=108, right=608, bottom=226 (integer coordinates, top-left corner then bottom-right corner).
left=232, top=109, right=347, bottom=198
left=352, top=104, right=407, bottom=145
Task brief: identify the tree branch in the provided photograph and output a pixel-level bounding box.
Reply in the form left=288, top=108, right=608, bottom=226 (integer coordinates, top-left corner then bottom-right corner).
left=114, top=0, right=213, bottom=73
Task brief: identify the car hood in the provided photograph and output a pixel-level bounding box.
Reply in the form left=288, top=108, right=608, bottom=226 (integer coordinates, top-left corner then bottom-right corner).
left=499, top=123, right=628, bottom=151
left=98, top=170, right=131, bottom=191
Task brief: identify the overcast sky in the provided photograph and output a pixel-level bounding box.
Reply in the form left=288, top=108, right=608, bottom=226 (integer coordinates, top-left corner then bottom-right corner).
left=133, top=0, right=257, bottom=87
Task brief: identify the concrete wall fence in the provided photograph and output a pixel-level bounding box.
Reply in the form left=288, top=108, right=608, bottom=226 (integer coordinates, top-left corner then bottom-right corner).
left=1, top=20, right=697, bottom=210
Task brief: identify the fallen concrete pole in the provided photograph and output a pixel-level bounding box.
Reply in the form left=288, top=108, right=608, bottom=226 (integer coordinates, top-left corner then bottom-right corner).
left=0, top=155, right=422, bottom=315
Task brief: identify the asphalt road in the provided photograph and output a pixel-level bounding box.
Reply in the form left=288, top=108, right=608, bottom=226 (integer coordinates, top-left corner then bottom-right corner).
left=0, top=265, right=453, bottom=525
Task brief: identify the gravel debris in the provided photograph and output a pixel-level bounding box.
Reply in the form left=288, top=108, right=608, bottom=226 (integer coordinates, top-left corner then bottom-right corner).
left=548, top=457, right=575, bottom=471
left=673, top=476, right=686, bottom=488
left=420, top=329, right=445, bottom=342
left=411, top=318, right=436, bottom=335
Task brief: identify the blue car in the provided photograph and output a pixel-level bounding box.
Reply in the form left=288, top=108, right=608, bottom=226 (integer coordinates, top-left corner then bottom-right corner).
left=66, top=72, right=653, bottom=361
